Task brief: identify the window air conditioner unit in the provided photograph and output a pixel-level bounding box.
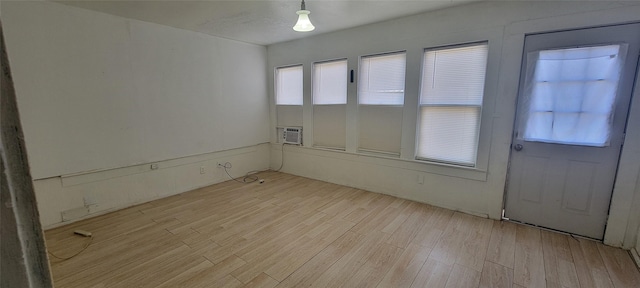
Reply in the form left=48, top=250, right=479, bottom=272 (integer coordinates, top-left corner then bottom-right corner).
left=283, top=127, right=302, bottom=145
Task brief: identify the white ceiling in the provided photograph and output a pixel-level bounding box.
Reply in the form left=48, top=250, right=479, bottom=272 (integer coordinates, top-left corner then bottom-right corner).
left=56, top=0, right=478, bottom=45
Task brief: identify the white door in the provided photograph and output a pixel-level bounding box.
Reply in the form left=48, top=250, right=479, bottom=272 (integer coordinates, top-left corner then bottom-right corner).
left=505, top=23, right=640, bottom=239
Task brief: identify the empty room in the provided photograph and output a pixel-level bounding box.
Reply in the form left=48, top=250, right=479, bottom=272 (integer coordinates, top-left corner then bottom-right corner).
left=3, top=0, right=640, bottom=287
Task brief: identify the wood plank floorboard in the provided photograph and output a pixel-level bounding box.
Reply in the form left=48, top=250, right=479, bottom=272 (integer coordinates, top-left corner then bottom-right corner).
left=45, top=171, right=640, bottom=287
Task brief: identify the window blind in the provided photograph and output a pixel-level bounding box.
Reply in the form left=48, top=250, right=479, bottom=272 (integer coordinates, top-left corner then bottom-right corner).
left=276, top=65, right=303, bottom=105
left=313, top=60, right=347, bottom=105
left=359, top=52, right=406, bottom=105
left=417, top=43, right=488, bottom=166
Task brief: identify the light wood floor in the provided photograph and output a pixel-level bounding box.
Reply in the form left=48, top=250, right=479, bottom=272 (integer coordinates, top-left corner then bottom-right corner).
left=45, top=171, right=640, bottom=287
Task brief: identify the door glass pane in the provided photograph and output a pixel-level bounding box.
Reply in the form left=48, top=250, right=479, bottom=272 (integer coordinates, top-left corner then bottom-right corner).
left=520, top=44, right=627, bottom=146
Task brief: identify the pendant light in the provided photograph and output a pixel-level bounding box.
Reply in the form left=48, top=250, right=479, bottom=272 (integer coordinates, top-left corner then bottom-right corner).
left=293, top=0, right=315, bottom=32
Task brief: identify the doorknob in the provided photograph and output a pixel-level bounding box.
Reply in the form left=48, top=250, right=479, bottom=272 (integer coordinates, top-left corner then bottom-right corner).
left=514, top=144, right=523, bottom=151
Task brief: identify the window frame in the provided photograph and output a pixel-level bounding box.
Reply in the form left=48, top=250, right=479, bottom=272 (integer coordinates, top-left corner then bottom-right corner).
left=356, top=50, right=407, bottom=155
left=312, top=58, right=348, bottom=149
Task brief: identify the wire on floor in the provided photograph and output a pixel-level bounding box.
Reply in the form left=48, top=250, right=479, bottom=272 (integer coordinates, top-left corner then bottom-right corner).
left=221, top=162, right=259, bottom=183
left=48, top=235, right=93, bottom=261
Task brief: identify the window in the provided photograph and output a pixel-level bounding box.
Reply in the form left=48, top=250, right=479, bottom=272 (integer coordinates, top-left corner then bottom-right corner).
left=520, top=44, right=625, bottom=147
left=313, top=60, right=347, bottom=148
left=416, top=43, right=488, bottom=166
left=275, top=65, right=303, bottom=105
left=358, top=52, right=406, bottom=154
left=359, top=52, right=406, bottom=105
left=275, top=65, right=303, bottom=133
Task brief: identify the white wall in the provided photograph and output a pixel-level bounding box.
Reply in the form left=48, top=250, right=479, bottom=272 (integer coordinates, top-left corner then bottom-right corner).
left=35, top=144, right=270, bottom=227
left=2, top=1, right=270, bottom=227
left=267, top=1, right=640, bottom=248
left=2, top=1, right=269, bottom=179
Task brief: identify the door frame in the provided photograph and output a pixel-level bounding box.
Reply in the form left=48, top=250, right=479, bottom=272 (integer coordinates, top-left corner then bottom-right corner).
left=499, top=13, right=640, bottom=247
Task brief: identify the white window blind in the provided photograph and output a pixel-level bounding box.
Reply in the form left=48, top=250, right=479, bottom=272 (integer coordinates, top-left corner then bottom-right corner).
left=359, top=52, right=406, bottom=105
left=276, top=65, right=303, bottom=105
left=521, top=44, right=625, bottom=147
left=417, top=43, right=488, bottom=166
left=313, top=60, right=347, bottom=104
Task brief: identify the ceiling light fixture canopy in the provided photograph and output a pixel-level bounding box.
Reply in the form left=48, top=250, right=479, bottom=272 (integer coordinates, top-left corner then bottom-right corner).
left=293, top=0, right=315, bottom=32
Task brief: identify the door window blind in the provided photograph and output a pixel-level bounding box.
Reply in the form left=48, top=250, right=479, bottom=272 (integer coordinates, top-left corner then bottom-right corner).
left=521, top=44, right=625, bottom=146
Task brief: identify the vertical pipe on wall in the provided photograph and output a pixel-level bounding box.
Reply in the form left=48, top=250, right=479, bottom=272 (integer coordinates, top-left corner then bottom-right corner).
left=0, top=19, right=54, bottom=288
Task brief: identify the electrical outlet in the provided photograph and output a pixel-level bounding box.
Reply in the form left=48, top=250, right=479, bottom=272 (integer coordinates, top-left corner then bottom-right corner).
left=200, top=166, right=205, bottom=174
left=61, top=207, right=89, bottom=221
left=83, top=195, right=97, bottom=206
